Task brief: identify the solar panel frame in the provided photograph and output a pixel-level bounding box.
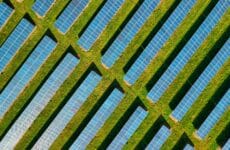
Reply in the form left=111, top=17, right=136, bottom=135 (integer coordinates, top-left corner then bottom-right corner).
left=101, top=0, right=160, bottom=68
left=70, top=88, right=124, bottom=150
left=54, top=0, right=89, bottom=34
left=146, top=125, right=171, bottom=150
left=147, top=0, right=229, bottom=103
left=107, top=106, right=148, bottom=150
left=171, top=38, right=230, bottom=121
left=0, top=36, right=57, bottom=118
left=77, top=0, right=125, bottom=51
left=0, top=18, right=35, bottom=73
left=0, top=53, right=79, bottom=149
left=32, top=0, right=55, bottom=17
left=123, top=0, right=196, bottom=85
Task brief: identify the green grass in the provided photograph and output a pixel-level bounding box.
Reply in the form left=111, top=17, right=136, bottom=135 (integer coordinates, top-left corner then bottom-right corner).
left=0, top=0, right=229, bottom=149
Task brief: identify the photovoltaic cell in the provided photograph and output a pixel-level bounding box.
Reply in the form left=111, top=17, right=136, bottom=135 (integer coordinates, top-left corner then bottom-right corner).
left=147, top=0, right=229, bottom=102
left=0, top=2, right=13, bottom=28
left=70, top=88, right=124, bottom=150
left=124, top=0, right=196, bottom=85
left=101, top=0, right=160, bottom=68
left=222, top=139, right=230, bottom=150
left=55, top=0, right=89, bottom=33
left=0, top=18, right=35, bottom=72
left=77, top=0, right=124, bottom=51
left=32, top=0, right=55, bottom=17
left=196, top=89, right=230, bottom=139
left=0, top=36, right=57, bottom=118
left=0, top=53, right=79, bottom=149
left=171, top=38, right=230, bottom=121
left=146, top=125, right=171, bottom=150
left=32, top=71, right=101, bottom=149
left=107, top=106, right=148, bottom=150
left=183, top=144, right=194, bottom=150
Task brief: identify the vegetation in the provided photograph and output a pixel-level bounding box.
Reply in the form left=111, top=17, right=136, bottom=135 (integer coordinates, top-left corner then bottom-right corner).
left=0, top=0, right=229, bottom=149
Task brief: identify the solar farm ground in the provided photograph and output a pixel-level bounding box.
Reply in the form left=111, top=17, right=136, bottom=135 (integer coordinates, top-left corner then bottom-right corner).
left=0, top=0, right=229, bottom=149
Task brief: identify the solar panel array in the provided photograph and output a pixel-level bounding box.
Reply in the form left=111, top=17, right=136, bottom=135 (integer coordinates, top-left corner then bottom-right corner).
left=0, top=2, right=13, bottom=28
left=196, top=88, right=230, bottom=139
left=0, top=36, right=56, bottom=118
left=124, top=0, right=196, bottom=85
left=107, top=106, right=148, bottom=150
left=32, top=0, right=55, bottom=17
left=146, top=125, right=171, bottom=150
left=77, top=0, right=125, bottom=51
left=0, top=53, right=79, bottom=149
left=101, top=0, right=160, bottom=68
left=147, top=0, right=229, bottom=102
left=32, top=70, right=101, bottom=149
left=0, top=18, right=34, bottom=72
left=171, top=38, right=230, bottom=121
left=0, top=0, right=229, bottom=149
left=70, top=88, right=124, bottom=150
left=55, top=0, right=89, bottom=33
left=223, top=139, right=230, bottom=150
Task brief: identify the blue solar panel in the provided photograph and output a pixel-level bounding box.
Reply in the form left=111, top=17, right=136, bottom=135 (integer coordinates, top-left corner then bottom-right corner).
left=0, top=53, right=79, bottom=149
left=123, top=0, right=196, bottom=85
left=0, top=18, right=35, bottom=73
left=196, top=89, right=230, bottom=139
left=0, top=2, right=13, bottom=28
left=171, top=38, right=230, bottom=121
left=77, top=0, right=125, bottom=51
left=70, top=88, right=124, bottom=150
left=32, top=0, right=55, bottom=17
left=147, top=0, right=229, bottom=102
left=183, top=144, right=194, bottom=150
left=32, top=70, right=101, bottom=149
left=223, top=139, right=230, bottom=150
left=107, top=106, right=148, bottom=150
left=0, top=36, right=57, bottom=118
left=146, top=125, right=171, bottom=150
left=101, top=0, right=160, bottom=68
left=55, top=0, right=89, bottom=33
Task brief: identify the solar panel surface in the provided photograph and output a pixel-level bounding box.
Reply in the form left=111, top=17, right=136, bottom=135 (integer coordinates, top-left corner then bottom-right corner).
left=0, top=35, right=56, bottom=118
left=0, top=53, right=79, bottom=149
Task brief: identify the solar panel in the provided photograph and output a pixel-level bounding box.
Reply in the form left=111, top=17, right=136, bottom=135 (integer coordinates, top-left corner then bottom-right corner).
left=77, top=0, right=125, bottom=51
left=32, top=70, right=101, bottom=149
left=0, top=18, right=35, bottom=73
left=147, top=0, right=229, bottom=102
left=196, top=89, right=230, bottom=139
left=222, top=138, right=230, bottom=150
left=32, top=0, right=55, bottom=17
left=0, top=2, right=13, bottom=28
left=0, top=36, right=57, bottom=118
left=146, top=125, right=171, bottom=150
left=55, top=0, right=89, bottom=33
left=107, top=106, right=148, bottom=150
left=0, top=53, right=79, bottom=149
left=171, top=38, right=230, bottom=121
left=101, top=0, right=160, bottom=68
left=70, top=88, right=124, bottom=150
left=124, top=0, right=196, bottom=85
left=183, top=144, right=194, bottom=150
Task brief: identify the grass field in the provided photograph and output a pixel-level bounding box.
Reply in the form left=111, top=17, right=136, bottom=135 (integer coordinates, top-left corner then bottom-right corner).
left=0, top=0, right=229, bottom=149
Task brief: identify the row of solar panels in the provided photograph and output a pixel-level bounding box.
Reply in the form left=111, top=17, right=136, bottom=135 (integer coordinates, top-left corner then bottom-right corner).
left=0, top=0, right=229, bottom=149
left=0, top=47, right=187, bottom=149
left=0, top=33, right=229, bottom=149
